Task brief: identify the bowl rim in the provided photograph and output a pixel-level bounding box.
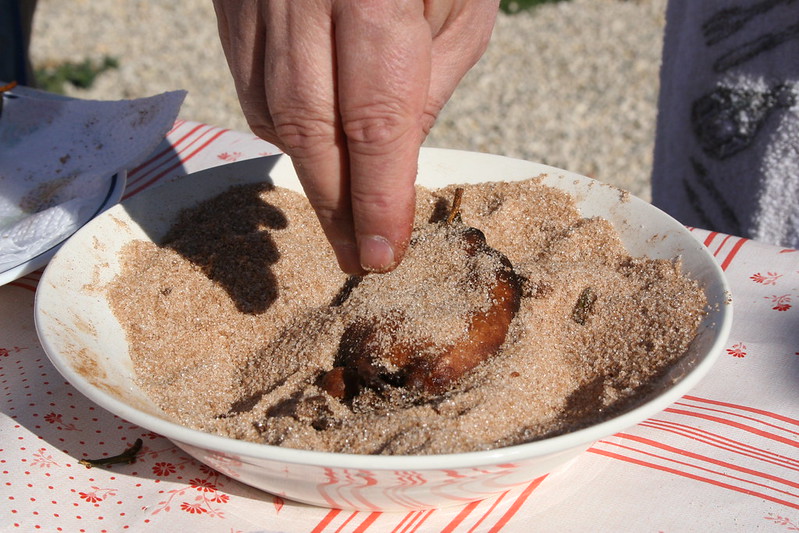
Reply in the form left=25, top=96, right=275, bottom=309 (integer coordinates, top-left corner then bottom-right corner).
left=34, top=149, right=733, bottom=471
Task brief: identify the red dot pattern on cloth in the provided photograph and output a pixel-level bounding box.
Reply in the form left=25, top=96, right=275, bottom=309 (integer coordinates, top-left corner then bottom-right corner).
left=1, top=282, right=282, bottom=530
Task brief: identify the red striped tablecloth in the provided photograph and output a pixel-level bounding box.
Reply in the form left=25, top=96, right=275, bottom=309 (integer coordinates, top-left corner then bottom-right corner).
left=2, top=121, right=797, bottom=532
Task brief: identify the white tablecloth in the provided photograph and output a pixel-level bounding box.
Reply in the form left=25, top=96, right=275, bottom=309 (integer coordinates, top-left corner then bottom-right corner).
left=2, top=121, right=797, bottom=532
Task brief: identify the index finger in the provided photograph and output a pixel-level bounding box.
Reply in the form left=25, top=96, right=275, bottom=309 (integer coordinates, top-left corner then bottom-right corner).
left=333, top=2, right=433, bottom=273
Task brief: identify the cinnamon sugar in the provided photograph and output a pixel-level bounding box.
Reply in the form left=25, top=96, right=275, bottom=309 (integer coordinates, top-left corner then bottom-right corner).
left=107, top=178, right=707, bottom=455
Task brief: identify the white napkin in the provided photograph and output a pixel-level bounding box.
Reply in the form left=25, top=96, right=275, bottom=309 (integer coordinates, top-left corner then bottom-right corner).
left=0, top=86, right=186, bottom=271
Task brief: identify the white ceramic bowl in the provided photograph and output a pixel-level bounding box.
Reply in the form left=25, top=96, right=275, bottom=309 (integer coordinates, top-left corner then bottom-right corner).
left=34, top=150, right=732, bottom=511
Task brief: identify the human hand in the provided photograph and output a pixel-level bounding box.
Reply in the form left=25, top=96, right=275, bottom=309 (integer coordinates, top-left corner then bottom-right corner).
left=213, top=0, right=499, bottom=274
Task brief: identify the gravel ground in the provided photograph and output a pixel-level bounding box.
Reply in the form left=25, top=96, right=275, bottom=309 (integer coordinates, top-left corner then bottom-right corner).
left=29, top=0, right=666, bottom=200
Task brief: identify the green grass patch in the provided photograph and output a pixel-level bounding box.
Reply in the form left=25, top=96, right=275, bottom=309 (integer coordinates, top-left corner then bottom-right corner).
left=500, top=0, right=570, bottom=14
left=34, top=56, right=119, bottom=94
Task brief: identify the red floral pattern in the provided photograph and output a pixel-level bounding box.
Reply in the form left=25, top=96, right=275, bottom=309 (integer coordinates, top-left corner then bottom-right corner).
left=765, top=294, right=792, bottom=311
left=217, top=151, right=242, bottom=162
left=750, top=272, right=783, bottom=285
left=151, top=468, right=231, bottom=518
left=79, top=492, right=103, bottom=504
left=726, top=342, right=747, bottom=358
left=43, top=412, right=79, bottom=431
left=78, top=487, right=117, bottom=504
left=764, top=513, right=799, bottom=531
left=180, top=502, right=207, bottom=514
left=153, top=462, right=177, bottom=476
left=0, top=345, right=26, bottom=357
left=190, top=478, right=217, bottom=492
left=30, top=449, right=59, bottom=468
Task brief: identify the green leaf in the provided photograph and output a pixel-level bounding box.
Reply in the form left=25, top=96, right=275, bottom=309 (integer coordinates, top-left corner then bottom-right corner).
left=499, top=0, right=570, bottom=15
left=33, top=55, right=120, bottom=94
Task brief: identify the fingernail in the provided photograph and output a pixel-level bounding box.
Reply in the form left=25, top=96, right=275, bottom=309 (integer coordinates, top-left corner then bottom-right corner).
left=359, top=235, right=396, bottom=273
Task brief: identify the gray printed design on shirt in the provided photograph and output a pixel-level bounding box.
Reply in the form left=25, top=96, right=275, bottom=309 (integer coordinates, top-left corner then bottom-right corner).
left=714, top=20, right=799, bottom=72
left=700, top=0, right=799, bottom=73
left=682, top=1, right=799, bottom=239
left=682, top=156, right=742, bottom=235
left=702, top=0, right=797, bottom=47
left=692, top=83, right=796, bottom=160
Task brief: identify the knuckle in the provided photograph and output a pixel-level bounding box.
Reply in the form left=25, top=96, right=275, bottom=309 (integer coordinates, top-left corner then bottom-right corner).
left=307, top=201, right=356, bottom=242
left=300, top=189, right=352, bottom=228
left=304, top=194, right=346, bottom=221
left=313, top=203, right=349, bottom=228
left=350, top=185, right=414, bottom=224
left=351, top=188, right=393, bottom=213
left=341, top=103, right=416, bottom=151
left=270, top=110, right=337, bottom=155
